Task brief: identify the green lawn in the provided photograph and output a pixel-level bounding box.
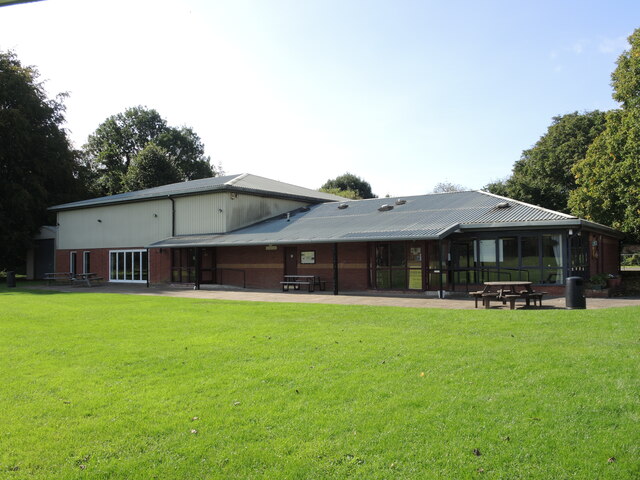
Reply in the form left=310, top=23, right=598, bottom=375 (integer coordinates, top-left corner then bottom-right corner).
left=1, top=288, right=639, bottom=479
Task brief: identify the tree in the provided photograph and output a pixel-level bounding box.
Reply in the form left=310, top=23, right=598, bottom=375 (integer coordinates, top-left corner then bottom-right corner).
left=83, top=106, right=216, bottom=195
left=432, top=181, right=466, bottom=193
left=569, top=28, right=640, bottom=240
left=320, top=173, right=377, bottom=199
left=485, top=111, right=606, bottom=212
left=0, top=51, right=84, bottom=270
left=124, top=143, right=182, bottom=191
left=318, top=187, right=361, bottom=199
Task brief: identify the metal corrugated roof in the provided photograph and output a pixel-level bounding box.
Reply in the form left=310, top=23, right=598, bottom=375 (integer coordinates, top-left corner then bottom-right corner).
left=149, top=190, right=614, bottom=248
left=49, top=173, right=344, bottom=211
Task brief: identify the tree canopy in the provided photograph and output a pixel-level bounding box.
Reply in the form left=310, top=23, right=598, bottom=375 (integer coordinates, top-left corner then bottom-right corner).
left=0, top=50, right=84, bottom=269
left=82, top=106, right=217, bottom=196
left=485, top=111, right=606, bottom=212
left=320, top=173, right=377, bottom=199
left=124, top=143, right=182, bottom=191
left=569, top=28, right=640, bottom=240
left=432, top=181, right=466, bottom=193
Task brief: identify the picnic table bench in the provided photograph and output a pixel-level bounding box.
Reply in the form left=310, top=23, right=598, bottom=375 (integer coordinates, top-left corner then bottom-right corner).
left=280, top=275, right=326, bottom=292
left=72, top=272, right=104, bottom=287
left=44, top=272, right=74, bottom=285
left=471, top=282, right=546, bottom=309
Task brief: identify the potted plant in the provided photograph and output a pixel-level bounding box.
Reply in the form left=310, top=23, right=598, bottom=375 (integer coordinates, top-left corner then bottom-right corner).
left=606, top=273, right=622, bottom=289
left=587, top=274, right=608, bottom=290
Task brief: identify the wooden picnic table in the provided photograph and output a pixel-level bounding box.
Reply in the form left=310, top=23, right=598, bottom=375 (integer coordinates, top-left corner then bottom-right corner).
left=471, top=281, right=544, bottom=309
left=44, top=272, right=74, bottom=285
left=281, top=275, right=326, bottom=292
left=72, top=272, right=104, bottom=287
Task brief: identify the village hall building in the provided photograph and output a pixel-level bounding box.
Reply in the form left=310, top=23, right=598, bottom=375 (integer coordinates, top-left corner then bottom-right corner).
left=48, top=173, right=622, bottom=295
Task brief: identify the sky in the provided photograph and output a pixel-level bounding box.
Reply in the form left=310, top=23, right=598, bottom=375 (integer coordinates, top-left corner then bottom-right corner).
left=1, top=0, right=638, bottom=197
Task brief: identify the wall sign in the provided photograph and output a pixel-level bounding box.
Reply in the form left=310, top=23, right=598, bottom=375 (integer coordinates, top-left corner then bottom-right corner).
left=300, top=250, right=316, bottom=264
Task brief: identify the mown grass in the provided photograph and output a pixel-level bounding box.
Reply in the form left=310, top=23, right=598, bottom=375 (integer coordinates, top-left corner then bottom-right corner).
left=0, top=288, right=638, bottom=479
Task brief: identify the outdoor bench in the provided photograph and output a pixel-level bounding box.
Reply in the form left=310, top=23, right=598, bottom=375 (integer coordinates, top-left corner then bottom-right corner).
left=280, top=281, right=314, bottom=292
left=44, top=272, right=74, bottom=285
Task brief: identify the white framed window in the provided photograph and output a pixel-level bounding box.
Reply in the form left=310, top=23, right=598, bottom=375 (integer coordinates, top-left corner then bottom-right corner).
left=70, top=251, right=77, bottom=275
left=83, top=251, right=91, bottom=274
left=109, top=249, right=148, bottom=283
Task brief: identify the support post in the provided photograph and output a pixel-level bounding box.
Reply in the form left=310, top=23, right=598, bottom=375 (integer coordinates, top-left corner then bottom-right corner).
left=333, top=243, right=339, bottom=295
left=195, top=248, right=201, bottom=290
left=438, top=240, right=444, bottom=299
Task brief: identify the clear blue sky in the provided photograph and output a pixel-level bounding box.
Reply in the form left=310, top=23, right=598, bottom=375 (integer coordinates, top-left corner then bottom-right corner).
left=1, top=0, right=638, bottom=196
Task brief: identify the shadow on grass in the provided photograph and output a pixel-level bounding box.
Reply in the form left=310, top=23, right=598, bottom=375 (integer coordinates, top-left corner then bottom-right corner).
left=0, top=285, right=71, bottom=296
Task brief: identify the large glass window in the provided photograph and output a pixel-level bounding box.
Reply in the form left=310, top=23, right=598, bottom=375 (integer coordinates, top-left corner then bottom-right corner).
left=109, top=249, right=148, bottom=283
left=375, top=243, right=422, bottom=290
left=172, top=248, right=196, bottom=283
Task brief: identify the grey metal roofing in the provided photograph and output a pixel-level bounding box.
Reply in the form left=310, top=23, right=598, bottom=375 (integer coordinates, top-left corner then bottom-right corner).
left=149, top=190, right=620, bottom=248
left=49, top=173, right=344, bottom=211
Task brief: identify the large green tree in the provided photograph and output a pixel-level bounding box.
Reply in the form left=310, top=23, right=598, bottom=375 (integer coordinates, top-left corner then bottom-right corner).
left=320, top=172, right=377, bottom=199
left=0, top=51, right=84, bottom=270
left=83, top=106, right=216, bottom=196
left=569, top=28, right=640, bottom=240
left=486, top=111, right=606, bottom=212
left=124, top=143, right=182, bottom=191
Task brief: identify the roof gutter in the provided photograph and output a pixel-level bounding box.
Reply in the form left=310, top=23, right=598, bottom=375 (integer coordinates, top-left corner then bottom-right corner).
left=459, top=219, right=623, bottom=238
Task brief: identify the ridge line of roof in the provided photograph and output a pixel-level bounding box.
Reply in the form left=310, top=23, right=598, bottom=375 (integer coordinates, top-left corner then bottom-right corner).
left=225, top=172, right=249, bottom=186
left=476, top=190, right=576, bottom=219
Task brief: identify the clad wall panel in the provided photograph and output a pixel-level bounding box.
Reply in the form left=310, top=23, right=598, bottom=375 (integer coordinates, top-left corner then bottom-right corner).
left=225, top=194, right=307, bottom=232
left=57, top=200, right=172, bottom=250
left=174, top=193, right=226, bottom=235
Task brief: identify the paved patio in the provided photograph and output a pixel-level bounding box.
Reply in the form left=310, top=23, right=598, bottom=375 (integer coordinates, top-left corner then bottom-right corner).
left=26, top=283, right=640, bottom=310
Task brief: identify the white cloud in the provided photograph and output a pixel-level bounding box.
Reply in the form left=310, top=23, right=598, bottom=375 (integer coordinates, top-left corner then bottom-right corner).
left=598, top=35, right=628, bottom=54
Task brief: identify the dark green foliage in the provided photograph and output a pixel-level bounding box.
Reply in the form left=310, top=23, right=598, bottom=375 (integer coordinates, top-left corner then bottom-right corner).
left=485, top=111, right=606, bottom=212
left=321, top=172, right=377, bottom=199
left=124, top=143, right=182, bottom=191
left=570, top=28, right=640, bottom=241
left=83, top=106, right=216, bottom=196
left=0, top=51, right=84, bottom=269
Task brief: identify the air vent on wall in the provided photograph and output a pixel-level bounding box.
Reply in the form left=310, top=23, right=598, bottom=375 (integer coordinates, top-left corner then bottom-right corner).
left=378, top=204, right=394, bottom=212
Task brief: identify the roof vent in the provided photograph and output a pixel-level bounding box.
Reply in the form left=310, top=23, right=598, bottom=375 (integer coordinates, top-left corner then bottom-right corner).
left=378, top=204, right=394, bottom=212
left=496, top=201, right=510, bottom=209
left=337, top=203, right=349, bottom=209
left=395, top=199, right=406, bottom=205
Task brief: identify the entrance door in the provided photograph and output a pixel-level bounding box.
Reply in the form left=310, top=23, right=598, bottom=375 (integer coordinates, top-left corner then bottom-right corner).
left=199, top=248, right=216, bottom=284
left=451, top=241, right=475, bottom=289
left=284, top=247, right=297, bottom=275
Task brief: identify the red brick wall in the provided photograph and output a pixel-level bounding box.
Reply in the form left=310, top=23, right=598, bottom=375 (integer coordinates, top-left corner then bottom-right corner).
left=588, top=233, right=620, bottom=278
left=214, top=242, right=369, bottom=291
left=56, top=248, right=111, bottom=278
left=150, top=248, right=172, bottom=283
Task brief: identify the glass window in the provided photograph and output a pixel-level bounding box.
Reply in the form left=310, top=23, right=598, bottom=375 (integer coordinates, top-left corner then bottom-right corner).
left=478, top=240, right=496, bottom=265
left=390, top=244, right=406, bottom=267
left=521, top=236, right=540, bottom=266
left=499, top=237, right=518, bottom=268
left=542, top=234, right=563, bottom=268
left=110, top=250, right=148, bottom=283
left=376, top=245, right=389, bottom=267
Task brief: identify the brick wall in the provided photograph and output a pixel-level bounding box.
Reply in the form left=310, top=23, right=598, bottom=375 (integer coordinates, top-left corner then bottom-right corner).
left=214, top=242, right=369, bottom=291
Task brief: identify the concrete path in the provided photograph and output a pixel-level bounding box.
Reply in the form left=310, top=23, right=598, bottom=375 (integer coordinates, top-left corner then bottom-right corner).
left=25, top=283, right=640, bottom=310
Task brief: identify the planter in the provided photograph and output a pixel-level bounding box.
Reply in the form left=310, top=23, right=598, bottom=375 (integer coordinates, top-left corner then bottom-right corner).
left=585, top=288, right=612, bottom=298
left=607, top=278, right=622, bottom=288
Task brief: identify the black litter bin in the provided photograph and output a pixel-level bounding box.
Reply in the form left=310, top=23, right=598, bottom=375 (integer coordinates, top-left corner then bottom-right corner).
left=566, top=276, right=586, bottom=309
left=6, top=271, right=16, bottom=288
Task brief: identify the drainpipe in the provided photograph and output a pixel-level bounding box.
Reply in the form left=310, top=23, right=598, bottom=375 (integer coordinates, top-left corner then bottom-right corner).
left=168, top=196, right=176, bottom=237
left=146, top=248, right=150, bottom=288
left=333, top=243, right=339, bottom=295
left=438, top=240, right=444, bottom=299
